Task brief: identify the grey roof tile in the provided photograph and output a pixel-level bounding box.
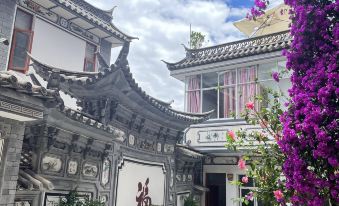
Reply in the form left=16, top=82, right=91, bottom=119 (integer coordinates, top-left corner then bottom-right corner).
left=165, top=31, right=291, bottom=70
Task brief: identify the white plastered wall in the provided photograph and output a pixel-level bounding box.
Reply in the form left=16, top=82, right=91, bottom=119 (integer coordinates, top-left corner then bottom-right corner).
left=31, top=18, right=86, bottom=71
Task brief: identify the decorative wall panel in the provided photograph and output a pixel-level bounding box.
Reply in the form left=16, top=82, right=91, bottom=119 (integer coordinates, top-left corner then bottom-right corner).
left=116, top=158, right=166, bottom=206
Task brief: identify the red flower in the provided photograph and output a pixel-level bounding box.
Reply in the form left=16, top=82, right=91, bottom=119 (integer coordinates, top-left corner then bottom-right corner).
left=238, top=158, right=246, bottom=170
left=242, top=176, right=249, bottom=183
left=273, top=190, right=284, bottom=201
left=227, top=130, right=236, bottom=141
left=246, top=102, right=254, bottom=110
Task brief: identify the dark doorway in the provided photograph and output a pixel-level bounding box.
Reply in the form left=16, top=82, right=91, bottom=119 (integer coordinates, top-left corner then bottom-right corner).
left=205, top=173, right=226, bottom=206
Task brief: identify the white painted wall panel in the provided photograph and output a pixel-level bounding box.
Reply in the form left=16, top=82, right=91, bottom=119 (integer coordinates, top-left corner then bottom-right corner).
left=31, top=18, right=86, bottom=71
left=116, top=159, right=166, bottom=206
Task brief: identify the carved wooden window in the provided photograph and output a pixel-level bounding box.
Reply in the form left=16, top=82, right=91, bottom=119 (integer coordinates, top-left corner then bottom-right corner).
left=84, top=42, right=96, bottom=72
left=8, top=9, right=34, bottom=73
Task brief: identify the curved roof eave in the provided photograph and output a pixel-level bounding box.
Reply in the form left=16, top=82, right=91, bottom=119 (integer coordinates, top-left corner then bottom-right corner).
left=29, top=53, right=211, bottom=124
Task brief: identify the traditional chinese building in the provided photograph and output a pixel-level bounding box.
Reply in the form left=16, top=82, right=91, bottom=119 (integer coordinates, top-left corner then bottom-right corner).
left=0, top=0, right=211, bottom=205
left=165, top=4, right=292, bottom=206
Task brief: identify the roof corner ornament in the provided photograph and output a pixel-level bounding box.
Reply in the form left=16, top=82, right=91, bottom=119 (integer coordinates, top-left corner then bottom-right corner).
left=47, top=70, right=61, bottom=90
left=181, top=44, right=193, bottom=58
left=96, top=52, right=110, bottom=71
left=115, top=42, right=130, bottom=68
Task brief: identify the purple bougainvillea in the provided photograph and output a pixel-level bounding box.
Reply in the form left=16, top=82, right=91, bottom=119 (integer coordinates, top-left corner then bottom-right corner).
left=278, top=0, right=339, bottom=205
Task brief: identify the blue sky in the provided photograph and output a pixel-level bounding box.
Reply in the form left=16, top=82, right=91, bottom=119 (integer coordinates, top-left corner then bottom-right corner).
left=86, top=0, right=282, bottom=110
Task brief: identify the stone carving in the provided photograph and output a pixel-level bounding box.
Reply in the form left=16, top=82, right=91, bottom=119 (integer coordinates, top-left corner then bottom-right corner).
left=187, top=174, right=192, bottom=181
left=59, top=17, right=69, bottom=28
left=47, top=126, right=59, bottom=150
left=157, top=143, right=162, bottom=152
left=67, top=160, right=78, bottom=175
left=137, top=118, right=145, bottom=133
left=129, top=134, right=135, bottom=146
left=15, top=201, right=31, bottom=206
left=41, top=155, right=62, bottom=172
left=164, top=144, right=174, bottom=153
left=198, top=130, right=228, bottom=143
left=0, top=100, right=43, bottom=119
left=82, top=162, right=98, bottom=177
left=138, top=139, right=155, bottom=152
left=175, top=174, right=181, bottom=182
left=100, top=195, right=108, bottom=203
left=101, top=159, right=110, bottom=186
left=114, top=128, right=126, bottom=142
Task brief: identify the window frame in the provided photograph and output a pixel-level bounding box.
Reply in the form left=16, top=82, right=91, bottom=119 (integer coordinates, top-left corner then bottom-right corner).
left=238, top=174, right=260, bottom=206
left=8, top=9, right=34, bottom=73
left=83, top=42, right=97, bottom=72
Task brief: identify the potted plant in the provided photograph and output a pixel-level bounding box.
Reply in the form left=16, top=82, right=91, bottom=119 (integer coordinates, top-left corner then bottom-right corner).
left=184, top=195, right=197, bottom=206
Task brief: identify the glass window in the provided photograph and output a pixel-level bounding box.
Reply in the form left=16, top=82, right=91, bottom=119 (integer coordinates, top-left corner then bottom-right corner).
left=84, top=43, right=96, bottom=72
left=14, top=9, right=33, bottom=30
left=219, top=69, right=236, bottom=118
left=185, top=75, right=201, bottom=113
left=258, top=62, right=277, bottom=81
left=237, top=66, right=257, bottom=115
left=202, top=89, right=217, bottom=118
left=238, top=175, right=263, bottom=206
left=202, top=72, right=218, bottom=88
left=184, top=61, right=291, bottom=119
left=8, top=9, right=33, bottom=72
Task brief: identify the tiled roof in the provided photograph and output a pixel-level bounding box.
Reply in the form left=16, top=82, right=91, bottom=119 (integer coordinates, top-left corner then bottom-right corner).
left=176, top=144, right=204, bottom=159
left=0, top=71, right=61, bottom=101
left=165, top=31, right=291, bottom=70
left=73, top=0, right=114, bottom=23
left=29, top=46, right=212, bottom=124
left=57, top=0, right=136, bottom=42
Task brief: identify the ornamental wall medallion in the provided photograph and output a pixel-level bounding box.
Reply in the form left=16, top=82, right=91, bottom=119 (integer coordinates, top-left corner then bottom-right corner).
left=82, top=162, right=98, bottom=177
left=182, top=174, right=186, bottom=182
left=187, top=174, right=193, bottom=181
left=175, top=174, right=181, bottom=182
left=101, top=159, right=110, bottom=186
left=128, top=134, right=135, bottom=146
left=67, top=160, right=78, bottom=175
left=100, top=195, right=108, bottom=204
left=157, top=143, right=162, bottom=152
left=114, top=128, right=126, bottom=142
left=164, top=144, right=174, bottom=153
left=41, top=155, right=62, bottom=172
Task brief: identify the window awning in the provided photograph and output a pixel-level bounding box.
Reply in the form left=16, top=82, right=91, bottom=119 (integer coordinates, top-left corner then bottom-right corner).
left=193, top=185, right=210, bottom=192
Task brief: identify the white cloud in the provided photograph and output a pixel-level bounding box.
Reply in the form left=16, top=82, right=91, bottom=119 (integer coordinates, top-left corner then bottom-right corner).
left=86, top=0, right=247, bottom=110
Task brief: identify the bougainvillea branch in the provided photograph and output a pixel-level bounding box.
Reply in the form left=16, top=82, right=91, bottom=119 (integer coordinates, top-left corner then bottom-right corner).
left=279, top=0, right=339, bottom=205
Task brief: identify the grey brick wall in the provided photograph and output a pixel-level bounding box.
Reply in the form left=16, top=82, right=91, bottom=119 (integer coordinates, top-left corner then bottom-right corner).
left=100, top=39, right=112, bottom=66
left=0, top=117, right=25, bottom=206
left=0, top=0, right=16, bottom=71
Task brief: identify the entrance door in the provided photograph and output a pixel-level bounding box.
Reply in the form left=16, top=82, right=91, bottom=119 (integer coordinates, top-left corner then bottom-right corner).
left=205, top=173, right=226, bottom=206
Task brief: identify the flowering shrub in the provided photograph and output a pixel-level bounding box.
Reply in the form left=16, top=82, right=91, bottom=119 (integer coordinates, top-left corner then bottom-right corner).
left=278, top=0, right=339, bottom=205
left=226, top=88, right=291, bottom=205
left=246, top=0, right=268, bottom=20
left=248, top=0, right=338, bottom=204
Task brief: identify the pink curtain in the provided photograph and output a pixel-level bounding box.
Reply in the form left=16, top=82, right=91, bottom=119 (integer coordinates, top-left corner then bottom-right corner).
left=187, top=76, right=200, bottom=113
left=238, top=66, right=257, bottom=113
left=223, top=70, right=236, bottom=118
